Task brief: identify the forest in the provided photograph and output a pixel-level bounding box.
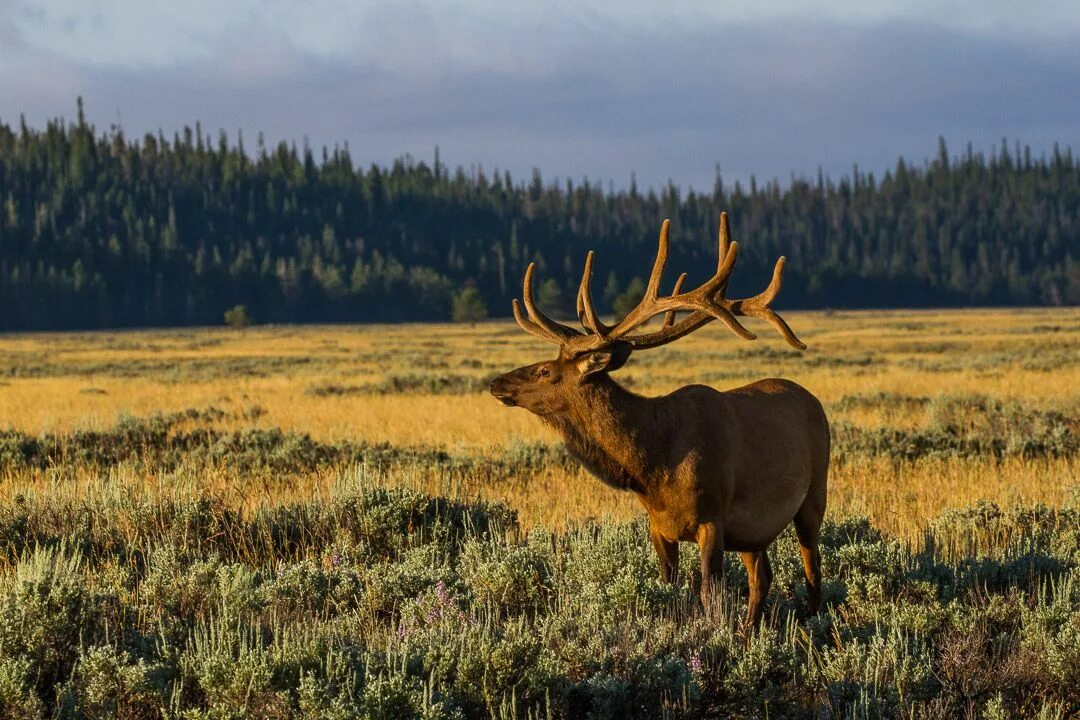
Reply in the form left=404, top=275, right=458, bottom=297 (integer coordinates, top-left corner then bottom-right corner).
left=0, top=100, right=1077, bottom=330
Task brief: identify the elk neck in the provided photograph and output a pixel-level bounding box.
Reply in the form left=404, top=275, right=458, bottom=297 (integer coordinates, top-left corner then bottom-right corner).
left=543, top=374, right=663, bottom=495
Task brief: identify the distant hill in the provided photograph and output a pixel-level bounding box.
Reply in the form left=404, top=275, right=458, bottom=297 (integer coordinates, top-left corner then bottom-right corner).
left=1, top=101, right=1077, bottom=330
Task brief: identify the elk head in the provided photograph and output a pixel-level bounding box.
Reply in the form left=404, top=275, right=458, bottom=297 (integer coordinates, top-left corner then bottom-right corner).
left=490, top=213, right=806, bottom=415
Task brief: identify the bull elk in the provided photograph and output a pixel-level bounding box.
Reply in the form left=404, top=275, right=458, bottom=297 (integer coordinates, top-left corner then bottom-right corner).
left=489, top=213, right=829, bottom=629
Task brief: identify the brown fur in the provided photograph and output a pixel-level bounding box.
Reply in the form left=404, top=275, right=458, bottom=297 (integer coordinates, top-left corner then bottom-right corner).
left=491, top=355, right=829, bottom=627
left=495, top=214, right=830, bottom=629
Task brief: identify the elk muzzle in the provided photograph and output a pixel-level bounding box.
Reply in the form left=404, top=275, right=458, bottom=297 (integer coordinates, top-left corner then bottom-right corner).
left=489, top=375, right=518, bottom=406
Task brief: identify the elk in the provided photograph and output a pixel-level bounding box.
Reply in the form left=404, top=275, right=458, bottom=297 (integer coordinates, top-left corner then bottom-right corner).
left=489, top=213, right=829, bottom=629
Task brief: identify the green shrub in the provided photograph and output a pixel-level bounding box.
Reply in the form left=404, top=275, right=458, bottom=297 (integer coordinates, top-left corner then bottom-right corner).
left=0, top=485, right=1074, bottom=716
left=459, top=534, right=552, bottom=613
left=0, top=547, right=91, bottom=696
left=0, top=656, right=44, bottom=719
left=450, top=287, right=488, bottom=324
left=67, top=645, right=165, bottom=719
left=223, top=304, right=252, bottom=329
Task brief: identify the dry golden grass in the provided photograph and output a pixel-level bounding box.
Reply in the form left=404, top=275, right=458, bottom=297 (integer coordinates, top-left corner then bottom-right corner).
left=1, top=307, right=1077, bottom=538
left=6, top=454, right=1073, bottom=542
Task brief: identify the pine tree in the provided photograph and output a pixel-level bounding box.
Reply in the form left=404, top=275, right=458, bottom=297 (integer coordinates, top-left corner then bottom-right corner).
left=451, top=287, right=488, bottom=324
left=0, top=99, right=1076, bottom=331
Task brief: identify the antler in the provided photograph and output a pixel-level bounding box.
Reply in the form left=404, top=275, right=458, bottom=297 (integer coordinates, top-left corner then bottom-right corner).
left=620, top=213, right=806, bottom=350
left=576, top=251, right=613, bottom=337
left=513, top=213, right=805, bottom=353
left=512, top=262, right=583, bottom=345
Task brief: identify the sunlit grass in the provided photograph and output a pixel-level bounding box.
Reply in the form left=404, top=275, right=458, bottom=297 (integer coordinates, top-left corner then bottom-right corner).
left=1, top=307, right=1077, bottom=540
left=0, top=308, right=1078, bottom=716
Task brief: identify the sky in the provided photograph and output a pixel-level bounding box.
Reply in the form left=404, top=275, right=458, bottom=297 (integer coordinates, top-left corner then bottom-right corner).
left=1, top=0, right=1079, bottom=191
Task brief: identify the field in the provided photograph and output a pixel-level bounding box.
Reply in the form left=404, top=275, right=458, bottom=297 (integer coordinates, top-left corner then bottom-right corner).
left=0, top=308, right=1077, bottom=718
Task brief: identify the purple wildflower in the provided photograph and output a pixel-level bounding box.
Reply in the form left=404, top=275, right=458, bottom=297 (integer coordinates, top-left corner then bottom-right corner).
left=421, top=581, right=468, bottom=626
left=434, top=580, right=450, bottom=605
left=689, top=652, right=704, bottom=675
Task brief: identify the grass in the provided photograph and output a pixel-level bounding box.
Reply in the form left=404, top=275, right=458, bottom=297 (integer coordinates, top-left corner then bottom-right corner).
left=0, top=308, right=1077, bottom=717
left=1, top=308, right=1076, bottom=537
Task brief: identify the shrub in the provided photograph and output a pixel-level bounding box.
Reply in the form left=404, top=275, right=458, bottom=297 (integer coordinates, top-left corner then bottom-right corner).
left=0, top=477, right=1075, bottom=716
left=450, top=288, right=488, bottom=324
left=223, top=304, right=252, bottom=329
left=67, top=645, right=164, bottom=719
left=459, top=534, right=552, bottom=613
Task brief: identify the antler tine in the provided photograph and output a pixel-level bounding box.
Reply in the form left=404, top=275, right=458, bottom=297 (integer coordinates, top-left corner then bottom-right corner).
left=697, top=236, right=741, bottom=298
left=761, top=311, right=805, bottom=349
left=729, top=257, right=807, bottom=350
left=623, top=306, right=753, bottom=349
left=717, top=212, right=732, bottom=295
left=517, top=263, right=582, bottom=345
left=513, top=299, right=564, bottom=344
left=663, top=273, right=688, bottom=328
left=756, top=256, right=786, bottom=307
left=521, top=263, right=543, bottom=324
left=583, top=219, right=673, bottom=341
left=577, top=251, right=611, bottom=337
left=718, top=212, right=731, bottom=269
left=644, top=219, right=671, bottom=300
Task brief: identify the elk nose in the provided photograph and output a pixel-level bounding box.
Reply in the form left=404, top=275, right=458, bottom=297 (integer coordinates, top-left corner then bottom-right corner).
left=489, top=378, right=516, bottom=405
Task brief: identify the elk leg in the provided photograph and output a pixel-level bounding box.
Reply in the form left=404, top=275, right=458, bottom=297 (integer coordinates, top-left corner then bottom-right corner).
left=648, top=524, right=680, bottom=584
left=696, top=522, right=724, bottom=609
left=739, top=550, right=772, bottom=630
left=794, top=506, right=824, bottom=616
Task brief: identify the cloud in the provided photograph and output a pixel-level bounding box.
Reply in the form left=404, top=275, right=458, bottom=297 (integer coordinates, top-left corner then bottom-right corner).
left=1, top=2, right=1078, bottom=190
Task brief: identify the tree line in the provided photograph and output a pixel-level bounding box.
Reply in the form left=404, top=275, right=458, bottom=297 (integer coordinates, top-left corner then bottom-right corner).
left=1, top=99, right=1077, bottom=331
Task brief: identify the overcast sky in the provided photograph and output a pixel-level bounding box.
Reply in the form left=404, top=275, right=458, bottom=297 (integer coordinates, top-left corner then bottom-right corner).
left=2, top=1, right=1079, bottom=190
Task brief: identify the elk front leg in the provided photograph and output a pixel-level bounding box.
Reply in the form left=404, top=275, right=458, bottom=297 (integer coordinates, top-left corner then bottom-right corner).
left=696, top=521, right=724, bottom=608
left=648, top=522, right=680, bottom=584
left=739, top=550, right=773, bottom=631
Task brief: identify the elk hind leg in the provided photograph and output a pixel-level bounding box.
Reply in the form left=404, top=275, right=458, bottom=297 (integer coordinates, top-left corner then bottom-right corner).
left=648, top=523, right=680, bottom=584
left=696, top=521, right=725, bottom=610
left=739, top=550, right=772, bottom=630
left=793, top=503, right=824, bottom=616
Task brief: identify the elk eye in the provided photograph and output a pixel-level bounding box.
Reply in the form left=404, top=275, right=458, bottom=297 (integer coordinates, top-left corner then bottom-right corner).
left=538, top=367, right=550, bottom=378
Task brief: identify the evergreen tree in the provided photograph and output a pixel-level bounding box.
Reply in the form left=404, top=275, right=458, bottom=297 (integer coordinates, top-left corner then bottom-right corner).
left=451, top=287, right=488, bottom=324
left=613, top=278, right=647, bottom=317
left=537, top=278, right=567, bottom=318
left=0, top=101, right=1076, bottom=332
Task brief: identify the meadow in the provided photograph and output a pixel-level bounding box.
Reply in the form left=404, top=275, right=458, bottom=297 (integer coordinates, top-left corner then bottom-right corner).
left=0, top=308, right=1076, bottom=718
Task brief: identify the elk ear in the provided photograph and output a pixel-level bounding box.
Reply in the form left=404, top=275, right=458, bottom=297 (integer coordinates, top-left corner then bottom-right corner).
left=576, top=341, right=633, bottom=378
